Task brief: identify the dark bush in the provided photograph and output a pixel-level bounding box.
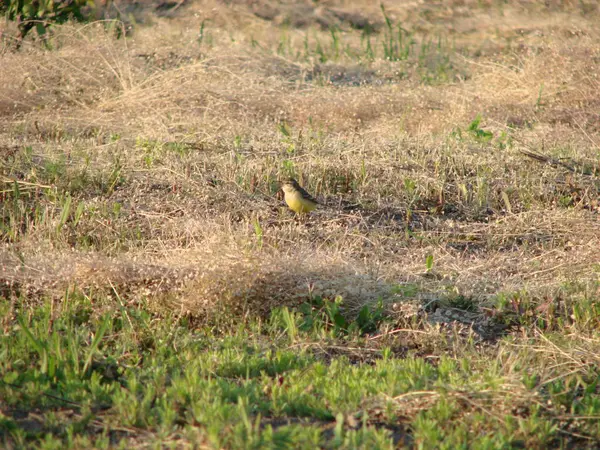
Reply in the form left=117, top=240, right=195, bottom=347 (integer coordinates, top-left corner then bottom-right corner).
left=1, top=0, right=94, bottom=47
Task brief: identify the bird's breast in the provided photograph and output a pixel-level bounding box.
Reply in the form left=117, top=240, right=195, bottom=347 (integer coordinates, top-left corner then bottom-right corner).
left=285, top=191, right=316, bottom=213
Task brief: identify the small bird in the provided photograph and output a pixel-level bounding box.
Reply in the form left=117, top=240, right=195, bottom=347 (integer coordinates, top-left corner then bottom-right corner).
left=281, top=178, right=319, bottom=214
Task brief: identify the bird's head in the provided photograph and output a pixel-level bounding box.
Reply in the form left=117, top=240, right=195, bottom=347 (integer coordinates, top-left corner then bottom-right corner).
left=280, top=178, right=299, bottom=194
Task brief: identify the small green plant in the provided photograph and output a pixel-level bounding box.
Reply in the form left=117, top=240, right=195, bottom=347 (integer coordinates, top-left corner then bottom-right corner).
left=467, top=115, right=494, bottom=142
left=42, top=156, right=67, bottom=184
left=403, top=178, right=419, bottom=205
left=535, top=83, right=545, bottom=111
left=56, top=193, right=72, bottom=235
left=315, top=36, right=327, bottom=63
left=360, top=29, right=375, bottom=60
left=163, top=142, right=193, bottom=157
left=425, top=254, right=434, bottom=272
left=445, top=293, right=477, bottom=312
left=197, top=19, right=206, bottom=46
left=353, top=300, right=385, bottom=334
left=105, top=157, right=123, bottom=196
left=281, top=159, right=295, bottom=178
left=277, top=122, right=296, bottom=155
left=380, top=3, right=412, bottom=61
left=233, top=135, right=243, bottom=150
left=330, top=26, right=341, bottom=61
left=497, top=130, right=512, bottom=150
left=296, top=295, right=348, bottom=337
left=392, top=283, right=419, bottom=297
left=287, top=295, right=385, bottom=337
left=276, top=28, right=292, bottom=58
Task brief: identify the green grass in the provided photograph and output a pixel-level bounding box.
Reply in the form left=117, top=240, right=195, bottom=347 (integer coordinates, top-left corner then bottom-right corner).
left=2, top=291, right=600, bottom=449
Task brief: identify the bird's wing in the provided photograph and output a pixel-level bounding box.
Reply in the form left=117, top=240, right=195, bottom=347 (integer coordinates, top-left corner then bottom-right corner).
left=297, top=185, right=319, bottom=204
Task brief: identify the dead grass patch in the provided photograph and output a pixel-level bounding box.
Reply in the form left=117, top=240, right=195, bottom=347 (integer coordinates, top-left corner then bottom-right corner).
left=0, top=0, right=598, bottom=325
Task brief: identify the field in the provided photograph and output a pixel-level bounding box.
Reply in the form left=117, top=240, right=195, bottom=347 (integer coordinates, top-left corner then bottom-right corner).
left=1, top=0, right=600, bottom=448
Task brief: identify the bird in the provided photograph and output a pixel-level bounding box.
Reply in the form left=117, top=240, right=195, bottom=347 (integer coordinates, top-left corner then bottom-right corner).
left=280, top=178, right=319, bottom=215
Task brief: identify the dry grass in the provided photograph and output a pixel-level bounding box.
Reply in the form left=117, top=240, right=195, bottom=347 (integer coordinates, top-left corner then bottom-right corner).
left=1, top=0, right=599, bottom=328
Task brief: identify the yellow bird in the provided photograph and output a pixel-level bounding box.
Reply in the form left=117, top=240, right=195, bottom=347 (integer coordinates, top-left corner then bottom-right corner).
left=281, top=178, right=319, bottom=214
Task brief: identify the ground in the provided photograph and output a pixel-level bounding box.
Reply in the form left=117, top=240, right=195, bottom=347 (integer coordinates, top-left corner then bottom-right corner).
left=1, top=0, right=599, bottom=448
